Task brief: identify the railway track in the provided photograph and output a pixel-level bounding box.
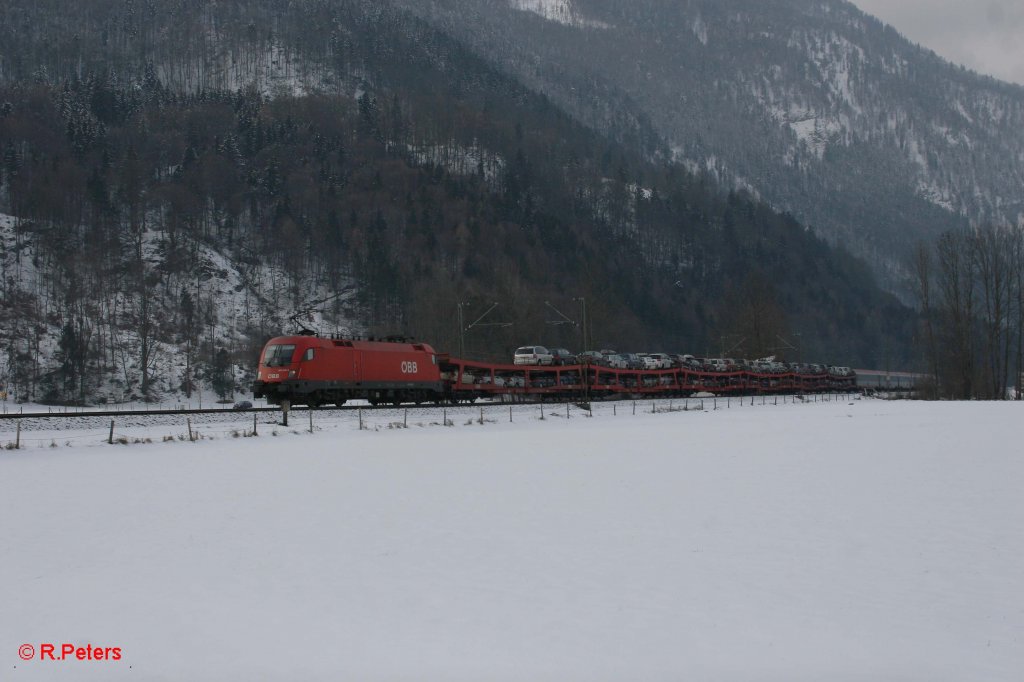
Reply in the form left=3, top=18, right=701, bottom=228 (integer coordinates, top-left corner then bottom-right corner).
left=0, top=398, right=570, bottom=421
left=0, top=399, right=563, bottom=436
left=0, top=390, right=863, bottom=422
left=0, top=393, right=863, bottom=442
left=0, top=405, right=279, bottom=420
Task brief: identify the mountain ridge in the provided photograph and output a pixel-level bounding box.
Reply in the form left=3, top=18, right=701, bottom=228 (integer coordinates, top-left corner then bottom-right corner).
left=393, top=0, right=1024, bottom=292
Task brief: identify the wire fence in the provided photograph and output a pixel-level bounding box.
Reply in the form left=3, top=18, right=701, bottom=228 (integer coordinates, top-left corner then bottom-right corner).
left=0, top=393, right=861, bottom=450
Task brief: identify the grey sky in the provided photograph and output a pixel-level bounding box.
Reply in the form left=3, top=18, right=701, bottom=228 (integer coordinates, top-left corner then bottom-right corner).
left=852, top=0, right=1024, bottom=85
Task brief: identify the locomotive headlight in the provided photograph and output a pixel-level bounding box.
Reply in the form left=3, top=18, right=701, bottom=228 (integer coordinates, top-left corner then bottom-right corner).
left=289, top=370, right=297, bottom=378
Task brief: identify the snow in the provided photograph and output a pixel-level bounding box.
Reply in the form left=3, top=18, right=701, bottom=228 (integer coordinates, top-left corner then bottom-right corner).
left=625, top=182, right=653, bottom=201
left=2, top=398, right=1022, bottom=680
left=692, top=15, right=709, bottom=46
left=408, top=142, right=506, bottom=186
left=155, top=38, right=328, bottom=97
left=0, top=212, right=361, bottom=405
left=917, top=178, right=957, bottom=212
left=509, top=0, right=610, bottom=30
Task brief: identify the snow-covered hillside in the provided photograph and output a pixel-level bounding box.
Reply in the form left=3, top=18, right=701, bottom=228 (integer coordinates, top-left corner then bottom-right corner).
left=2, top=398, right=1021, bottom=680
left=509, top=0, right=610, bottom=29
left=0, top=212, right=361, bottom=406
left=393, top=0, right=1024, bottom=290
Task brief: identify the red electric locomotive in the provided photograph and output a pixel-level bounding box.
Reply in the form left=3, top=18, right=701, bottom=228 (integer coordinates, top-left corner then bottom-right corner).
left=253, top=335, right=447, bottom=407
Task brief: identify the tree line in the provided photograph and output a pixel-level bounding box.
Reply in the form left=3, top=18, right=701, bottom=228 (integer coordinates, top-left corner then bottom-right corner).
left=915, top=224, right=1023, bottom=399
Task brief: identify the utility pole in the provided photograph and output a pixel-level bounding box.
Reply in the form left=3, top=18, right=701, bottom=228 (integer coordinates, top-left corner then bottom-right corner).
left=457, top=301, right=466, bottom=359
left=573, top=297, right=587, bottom=350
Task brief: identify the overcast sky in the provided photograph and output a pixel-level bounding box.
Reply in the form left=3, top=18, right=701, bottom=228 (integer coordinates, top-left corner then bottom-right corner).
left=852, top=0, right=1024, bottom=85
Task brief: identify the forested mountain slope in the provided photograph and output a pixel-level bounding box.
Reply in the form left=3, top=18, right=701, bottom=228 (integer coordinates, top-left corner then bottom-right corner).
left=396, top=0, right=1024, bottom=290
left=0, top=0, right=914, bottom=404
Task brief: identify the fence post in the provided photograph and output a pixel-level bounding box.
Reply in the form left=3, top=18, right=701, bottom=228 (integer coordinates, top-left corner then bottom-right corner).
left=632, top=401, right=636, bottom=415
left=309, top=409, right=314, bottom=434
left=108, top=420, right=114, bottom=445
left=16, top=420, right=21, bottom=449
left=187, top=418, right=194, bottom=442
left=253, top=414, right=258, bottom=436
left=566, top=403, right=570, bottom=419
left=404, top=409, right=408, bottom=428
left=510, top=405, right=513, bottom=423
left=359, top=408, right=364, bottom=430
left=540, top=404, right=545, bottom=420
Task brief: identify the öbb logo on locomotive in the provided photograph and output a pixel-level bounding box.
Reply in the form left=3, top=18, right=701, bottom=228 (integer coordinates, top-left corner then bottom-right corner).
left=252, top=334, right=859, bottom=408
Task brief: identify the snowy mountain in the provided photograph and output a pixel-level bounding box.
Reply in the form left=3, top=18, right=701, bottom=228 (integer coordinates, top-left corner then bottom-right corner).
left=0, top=0, right=931, bottom=403
left=395, top=0, right=1024, bottom=287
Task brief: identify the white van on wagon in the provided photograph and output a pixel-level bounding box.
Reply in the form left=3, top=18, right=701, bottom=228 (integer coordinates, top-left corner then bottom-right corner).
left=513, top=346, right=554, bottom=366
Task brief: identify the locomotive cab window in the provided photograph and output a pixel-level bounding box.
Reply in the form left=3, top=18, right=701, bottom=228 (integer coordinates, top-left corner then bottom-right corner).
left=303, top=348, right=315, bottom=362
left=263, top=344, right=297, bottom=367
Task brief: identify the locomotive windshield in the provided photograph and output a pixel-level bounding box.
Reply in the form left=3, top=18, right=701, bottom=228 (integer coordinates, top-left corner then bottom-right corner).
left=263, top=344, right=297, bottom=367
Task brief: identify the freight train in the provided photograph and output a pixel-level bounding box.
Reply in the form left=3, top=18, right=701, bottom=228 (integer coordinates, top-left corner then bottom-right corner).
left=252, top=334, right=859, bottom=407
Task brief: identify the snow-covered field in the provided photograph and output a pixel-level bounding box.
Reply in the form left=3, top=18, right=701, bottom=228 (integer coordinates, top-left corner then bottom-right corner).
left=2, top=398, right=1021, bottom=681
